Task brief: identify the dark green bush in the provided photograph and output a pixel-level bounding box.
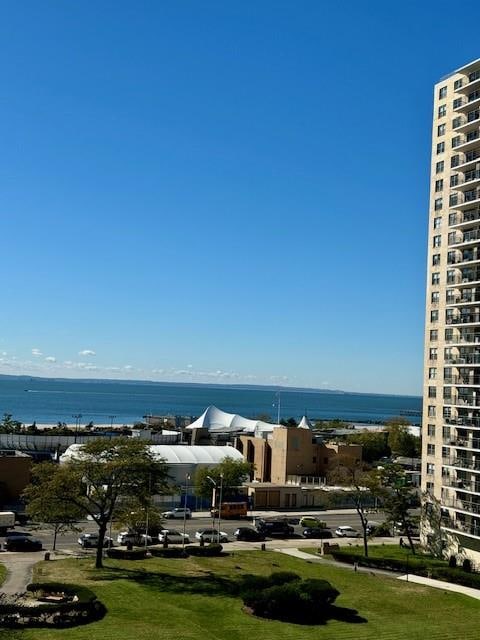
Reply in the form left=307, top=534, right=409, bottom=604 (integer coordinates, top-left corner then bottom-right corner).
left=149, top=547, right=185, bottom=558
left=106, top=547, right=147, bottom=560
left=463, top=558, right=472, bottom=573
left=299, top=579, right=340, bottom=605
left=185, top=543, right=223, bottom=557
left=268, top=571, right=300, bottom=585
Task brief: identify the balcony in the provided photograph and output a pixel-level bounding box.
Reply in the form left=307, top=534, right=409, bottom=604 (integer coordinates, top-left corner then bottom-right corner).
left=443, top=376, right=480, bottom=385
left=444, top=333, right=480, bottom=344
left=445, top=353, right=480, bottom=364
left=445, top=416, right=480, bottom=428
left=450, top=208, right=480, bottom=228
left=456, top=71, right=480, bottom=94
left=450, top=189, right=480, bottom=211
left=441, top=516, right=480, bottom=538
left=443, top=436, right=480, bottom=449
left=442, top=456, right=480, bottom=471
left=456, top=149, right=480, bottom=171
left=446, top=314, right=480, bottom=325
left=442, top=476, right=480, bottom=492
left=455, top=130, right=480, bottom=154
left=453, top=110, right=480, bottom=134
left=447, top=293, right=480, bottom=305
left=449, top=229, right=480, bottom=246
left=453, top=94, right=480, bottom=112
left=453, top=396, right=480, bottom=408
left=443, top=498, right=480, bottom=515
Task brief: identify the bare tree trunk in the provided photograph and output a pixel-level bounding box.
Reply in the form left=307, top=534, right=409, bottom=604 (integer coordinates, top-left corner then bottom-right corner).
left=95, top=521, right=108, bottom=569
left=53, top=526, right=58, bottom=551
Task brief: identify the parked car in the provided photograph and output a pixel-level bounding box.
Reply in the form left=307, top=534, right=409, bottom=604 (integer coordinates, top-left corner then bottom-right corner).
left=156, top=529, right=190, bottom=545
left=255, top=519, right=294, bottom=537
left=162, top=508, right=192, bottom=519
left=299, top=516, right=327, bottom=529
left=78, top=533, right=114, bottom=548
left=4, top=531, right=32, bottom=538
left=5, top=536, right=42, bottom=552
left=234, top=527, right=265, bottom=542
left=335, top=526, right=360, bottom=538
left=116, top=531, right=141, bottom=545
left=302, top=527, right=333, bottom=539
left=195, top=529, right=229, bottom=543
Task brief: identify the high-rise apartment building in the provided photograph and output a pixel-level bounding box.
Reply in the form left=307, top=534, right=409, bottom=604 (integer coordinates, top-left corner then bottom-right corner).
left=423, top=57, right=480, bottom=558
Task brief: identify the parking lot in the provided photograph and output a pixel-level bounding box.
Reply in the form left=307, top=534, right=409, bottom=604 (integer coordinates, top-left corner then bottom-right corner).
left=1, top=509, right=390, bottom=553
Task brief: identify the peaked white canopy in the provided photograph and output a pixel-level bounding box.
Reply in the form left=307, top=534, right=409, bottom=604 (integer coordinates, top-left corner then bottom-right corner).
left=186, top=405, right=276, bottom=435
left=298, top=416, right=313, bottom=430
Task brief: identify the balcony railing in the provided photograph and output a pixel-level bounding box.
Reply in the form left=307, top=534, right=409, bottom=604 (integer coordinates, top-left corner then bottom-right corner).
left=447, top=294, right=480, bottom=304
left=449, top=230, right=480, bottom=245
left=443, top=376, right=480, bottom=385
left=443, top=436, right=480, bottom=449
left=443, top=456, right=480, bottom=470
left=442, top=476, right=480, bottom=492
left=442, top=517, right=480, bottom=537
left=447, top=253, right=480, bottom=265
left=445, top=416, right=480, bottom=427
left=450, top=209, right=480, bottom=226
left=443, top=499, right=480, bottom=515
left=453, top=397, right=480, bottom=408
left=446, top=314, right=480, bottom=325
left=444, top=334, right=480, bottom=344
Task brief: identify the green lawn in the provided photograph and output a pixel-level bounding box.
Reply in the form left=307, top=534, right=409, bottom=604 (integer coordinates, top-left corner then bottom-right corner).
left=1, top=551, right=479, bottom=640
left=0, top=564, right=5, bottom=586
left=315, top=543, right=449, bottom=567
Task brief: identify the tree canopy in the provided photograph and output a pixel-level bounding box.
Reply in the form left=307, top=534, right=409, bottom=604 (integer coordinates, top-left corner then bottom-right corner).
left=23, top=437, right=170, bottom=567
left=194, top=457, right=252, bottom=502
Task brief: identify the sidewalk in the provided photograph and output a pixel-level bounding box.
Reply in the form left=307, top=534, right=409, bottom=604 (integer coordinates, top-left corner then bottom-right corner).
left=276, top=548, right=480, bottom=601
left=0, top=552, right=39, bottom=594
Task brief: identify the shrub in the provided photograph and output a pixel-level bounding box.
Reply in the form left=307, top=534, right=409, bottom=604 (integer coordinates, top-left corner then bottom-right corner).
left=185, top=543, right=223, bottom=557
left=268, top=571, right=300, bottom=586
left=149, top=547, right=185, bottom=558
left=106, top=547, right=147, bottom=560
left=26, top=583, right=96, bottom=604
left=449, top=555, right=457, bottom=568
left=462, top=558, right=472, bottom=573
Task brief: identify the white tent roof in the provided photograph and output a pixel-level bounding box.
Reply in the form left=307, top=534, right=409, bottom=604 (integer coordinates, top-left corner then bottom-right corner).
left=60, top=443, right=243, bottom=466
left=298, top=416, right=313, bottom=430
left=186, top=405, right=276, bottom=435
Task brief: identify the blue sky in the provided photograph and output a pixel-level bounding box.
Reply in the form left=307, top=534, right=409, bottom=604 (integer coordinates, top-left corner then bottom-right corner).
left=1, top=1, right=479, bottom=395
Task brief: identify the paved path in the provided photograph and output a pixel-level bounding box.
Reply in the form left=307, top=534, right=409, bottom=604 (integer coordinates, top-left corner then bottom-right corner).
left=276, top=548, right=480, bottom=601
left=0, top=552, right=42, bottom=594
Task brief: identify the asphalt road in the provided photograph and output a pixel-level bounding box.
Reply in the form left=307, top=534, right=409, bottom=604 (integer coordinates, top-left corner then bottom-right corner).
left=2, top=510, right=387, bottom=552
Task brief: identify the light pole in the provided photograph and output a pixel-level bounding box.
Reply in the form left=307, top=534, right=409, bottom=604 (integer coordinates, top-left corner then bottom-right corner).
left=182, top=473, right=191, bottom=551
left=206, top=476, right=217, bottom=534
left=108, top=415, right=116, bottom=430
left=217, top=473, right=224, bottom=542
left=72, top=414, right=82, bottom=444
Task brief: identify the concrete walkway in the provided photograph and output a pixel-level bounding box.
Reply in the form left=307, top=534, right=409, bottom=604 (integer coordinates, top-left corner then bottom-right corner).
left=0, top=552, right=41, bottom=594
left=276, top=547, right=480, bottom=601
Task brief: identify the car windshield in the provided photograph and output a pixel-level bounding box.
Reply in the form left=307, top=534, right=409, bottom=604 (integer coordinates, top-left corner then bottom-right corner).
left=166, top=530, right=180, bottom=536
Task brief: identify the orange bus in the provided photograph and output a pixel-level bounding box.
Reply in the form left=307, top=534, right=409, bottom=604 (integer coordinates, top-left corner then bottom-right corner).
left=210, top=502, right=248, bottom=519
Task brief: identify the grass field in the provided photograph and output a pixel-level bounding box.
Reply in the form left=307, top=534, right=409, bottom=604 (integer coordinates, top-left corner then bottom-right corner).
left=309, top=543, right=450, bottom=567
left=1, top=551, right=479, bottom=640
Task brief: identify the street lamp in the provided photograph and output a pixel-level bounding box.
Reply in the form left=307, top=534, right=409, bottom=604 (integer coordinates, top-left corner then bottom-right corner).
left=206, top=476, right=218, bottom=534
left=108, top=415, right=116, bottom=430
left=217, top=473, right=224, bottom=542
left=182, top=473, right=191, bottom=552
left=72, top=414, right=82, bottom=444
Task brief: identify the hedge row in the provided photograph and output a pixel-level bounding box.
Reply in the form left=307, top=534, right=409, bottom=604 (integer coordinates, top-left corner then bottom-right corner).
left=331, top=550, right=480, bottom=589
left=106, top=543, right=223, bottom=560
left=184, top=543, right=223, bottom=557
left=107, top=548, right=147, bottom=560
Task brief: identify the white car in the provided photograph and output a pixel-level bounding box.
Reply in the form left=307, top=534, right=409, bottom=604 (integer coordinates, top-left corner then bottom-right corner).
left=78, top=533, right=114, bottom=548
left=156, top=529, right=190, bottom=545
left=195, top=529, right=229, bottom=543
left=162, top=508, right=192, bottom=519
left=117, top=531, right=141, bottom=545
left=335, top=526, right=361, bottom=538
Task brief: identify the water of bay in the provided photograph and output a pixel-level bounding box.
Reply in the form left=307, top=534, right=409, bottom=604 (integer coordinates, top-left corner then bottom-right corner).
left=0, top=377, right=422, bottom=426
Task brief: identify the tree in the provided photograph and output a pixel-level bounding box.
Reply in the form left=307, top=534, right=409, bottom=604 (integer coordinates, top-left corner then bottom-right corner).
left=0, top=413, right=22, bottom=433
left=194, top=457, right=253, bottom=502
left=327, top=457, right=375, bottom=557
left=23, top=462, right=84, bottom=550
left=346, top=432, right=390, bottom=463
left=373, top=464, right=418, bottom=554
left=280, top=417, right=298, bottom=427
left=23, top=438, right=170, bottom=568
left=385, top=419, right=421, bottom=458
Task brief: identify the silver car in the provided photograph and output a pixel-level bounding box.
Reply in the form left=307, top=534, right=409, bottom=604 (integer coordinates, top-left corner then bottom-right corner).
left=195, top=529, right=228, bottom=543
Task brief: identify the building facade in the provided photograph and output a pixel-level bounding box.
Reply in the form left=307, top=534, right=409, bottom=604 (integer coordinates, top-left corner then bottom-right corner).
left=422, top=58, right=480, bottom=556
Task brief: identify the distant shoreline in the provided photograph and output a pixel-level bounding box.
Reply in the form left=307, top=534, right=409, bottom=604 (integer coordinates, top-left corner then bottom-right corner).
left=0, top=373, right=422, bottom=400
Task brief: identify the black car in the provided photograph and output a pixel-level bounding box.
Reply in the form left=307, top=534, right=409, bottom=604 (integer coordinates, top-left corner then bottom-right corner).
left=234, top=527, right=265, bottom=542
left=255, top=519, right=294, bottom=537
left=302, top=527, right=333, bottom=539
left=5, top=536, right=43, bottom=552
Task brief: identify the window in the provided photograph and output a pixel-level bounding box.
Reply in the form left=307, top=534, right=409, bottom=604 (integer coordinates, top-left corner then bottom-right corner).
left=448, top=231, right=457, bottom=245
left=438, top=104, right=447, bottom=118
left=428, top=386, right=437, bottom=399
left=449, top=193, right=458, bottom=206
left=426, top=481, right=434, bottom=492
left=433, top=234, right=441, bottom=246
left=429, top=367, right=437, bottom=380
left=428, top=406, right=436, bottom=418
left=433, top=216, right=442, bottom=228
left=431, top=291, right=440, bottom=304
left=437, top=142, right=445, bottom=154
left=435, top=179, right=443, bottom=192
left=452, top=136, right=462, bottom=148
left=438, top=123, right=446, bottom=136
left=451, top=155, right=460, bottom=168
left=432, top=253, right=440, bottom=266
left=439, top=86, right=447, bottom=99
left=450, top=174, right=459, bottom=187
left=454, top=79, right=463, bottom=90
left=432, top=272, right=440, bottom=285
left=448, top=212, right=458, bottom=225
left=430, top=329, right=438, bottom=341
left=468, top=70, right=480, bottom=83
left=434, top=199, right=443, bottom=211
left=453, top=97, right=463, bottom=109
left=444, top=328, right=453, bottom=341
left=452, top=117, right=462, bottom=129
left=436, top=160, right=444, bottom=173
left=426, top=462, right=435, bottom=474
left=427, top=443, right=436, bottom=455
left=428, top=424, right=436, bottom=436
left=431, top=309, right=439, bottom=322
left=429, top=347, right=438, bottom=360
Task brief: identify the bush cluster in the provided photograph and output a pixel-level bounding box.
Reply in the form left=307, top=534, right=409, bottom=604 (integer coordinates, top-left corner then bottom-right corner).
left=106, top=548, right=147, bottom=560
left=241, top=572, right=339, bottom=624
left=149, top=547, right=185, bottom=558
left=184, top=543, right=223, bottom=557
left=0, top=583, right=106, bottom=628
